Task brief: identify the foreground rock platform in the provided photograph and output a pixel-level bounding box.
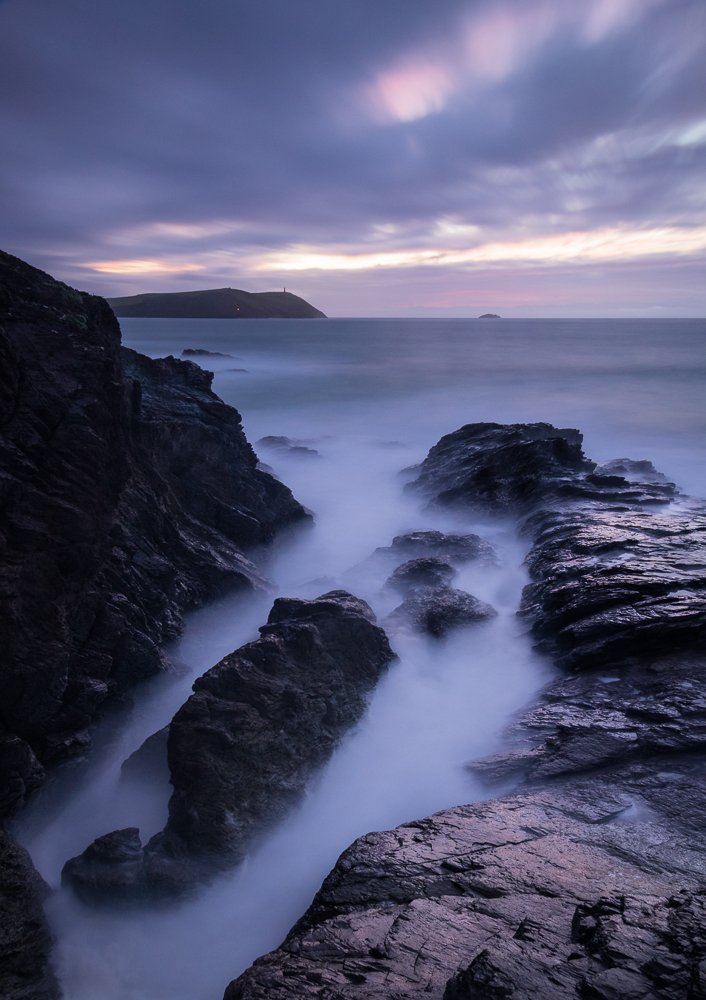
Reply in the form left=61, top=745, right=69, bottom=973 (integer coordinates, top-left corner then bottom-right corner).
left=226, top=423, right=706, bottom=1000
left=63, top=591, right=395, bottom=903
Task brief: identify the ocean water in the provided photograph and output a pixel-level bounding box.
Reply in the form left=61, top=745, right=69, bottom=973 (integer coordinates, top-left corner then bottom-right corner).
left=16, top=317, right=706, bottom=1000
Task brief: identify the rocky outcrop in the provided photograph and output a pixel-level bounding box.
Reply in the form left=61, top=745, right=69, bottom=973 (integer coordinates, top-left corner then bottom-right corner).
left=257, top=436, right=322, bottom=459
left=0, top=830, right=59, bottom=1000
left=225, top=423, right=706, bottom=1000
left=367, top=531, right=496, bottom=569
left=107, top=287, right=326, bottom=319
left=381, top=558, right=496, bottom=638
left=225, top=756, right=706, bottom=1000
left=383, top=586, right=498, bottom=639
left=62, top=591, right=395, bottom=903
left=0, top=248, right=309, bottom=817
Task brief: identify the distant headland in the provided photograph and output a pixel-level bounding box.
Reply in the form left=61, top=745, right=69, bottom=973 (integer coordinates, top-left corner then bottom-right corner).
left=107, top=287, right=326, bottom=319
left=479, top=313, right=501, bottom=318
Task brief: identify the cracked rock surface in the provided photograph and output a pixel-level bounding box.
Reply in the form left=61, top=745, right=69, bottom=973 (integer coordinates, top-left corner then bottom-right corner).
left=226, top=423, right=706, bottom=1000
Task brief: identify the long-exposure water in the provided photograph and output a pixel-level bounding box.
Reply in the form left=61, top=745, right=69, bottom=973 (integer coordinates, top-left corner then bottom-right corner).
left=15, top=317, right=706, bottom=999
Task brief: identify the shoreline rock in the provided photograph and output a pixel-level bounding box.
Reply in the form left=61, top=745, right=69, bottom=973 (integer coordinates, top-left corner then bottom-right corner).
left=0, top=248, right=310, bottom=816
left=225, top=422, right=706, bottom=1000
left=62, top=591, right=396, bottom=903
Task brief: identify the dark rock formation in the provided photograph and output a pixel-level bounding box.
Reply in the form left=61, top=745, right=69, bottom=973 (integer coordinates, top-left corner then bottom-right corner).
left=226, top=423, right=706, bottom=1000
left=62, top=591, right=395, bottom=903
left=382, top=558, right=497, bottom=638
left=0, top=248, right=310, bottom=817
left=383, top=586, right=498, bottom=639
left=107, top=287, right=326, bottom=319
left=375, top=530, right=496, bottom=566
left=407, top=421, right=594, bottom=516
left=479, top=313, right=501, bottom=318
left=386, top=557, right=457, bottom=594
left=0, top=830, right=59, bottom=1000
left=257, top=436, right=321, bottom=459
left=181, top=350, right=237, bottom=359
left=224, top=755, right=706, bottom=1000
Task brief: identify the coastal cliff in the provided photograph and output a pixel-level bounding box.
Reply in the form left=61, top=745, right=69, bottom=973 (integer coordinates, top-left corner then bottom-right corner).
left=226, top=423, right=706, bottom=1000
left=0, top=249, right=310, bottom=817
left=0, top=248, right=311, bottom=997
left=107, top=287, right=326, bottom=319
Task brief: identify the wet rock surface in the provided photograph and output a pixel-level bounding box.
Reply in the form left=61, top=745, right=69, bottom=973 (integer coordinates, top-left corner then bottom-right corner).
left=382, top=558, right=497, bottom=638
left=0, top=830, right=59, bottom=1000
left=0, top=249, right=309, bottom=816
left=226, top=423, right=706, bottom=1000
left=373, top=531, right=496, bottom=567
left=383, top=586, right=498, bottom=639
left=63, top=591, right=395, bottom=903
left=386, top=557, right=458, bottom=594
left=225, top=756, right=706, bottom=1000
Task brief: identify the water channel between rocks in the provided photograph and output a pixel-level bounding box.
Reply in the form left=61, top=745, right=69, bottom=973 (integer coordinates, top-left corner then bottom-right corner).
left=14, top=317, right=706, bottom=1000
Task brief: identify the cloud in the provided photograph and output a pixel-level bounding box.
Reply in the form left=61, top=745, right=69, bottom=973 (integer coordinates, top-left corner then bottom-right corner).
left=1, top=0, right=705, bottom=312
left=253, top=225, right=706, bottom=272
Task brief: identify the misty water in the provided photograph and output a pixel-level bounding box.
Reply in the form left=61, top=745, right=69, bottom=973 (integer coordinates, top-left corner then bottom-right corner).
left=15, top=318, right=706, bottom=1000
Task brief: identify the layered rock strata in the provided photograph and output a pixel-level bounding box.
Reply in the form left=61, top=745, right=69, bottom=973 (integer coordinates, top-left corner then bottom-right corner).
left=226, top=423, right=706, bottom=1000
left=0, top=248, right=309, bottom=817
left=63, top=591, right=395, bottom=902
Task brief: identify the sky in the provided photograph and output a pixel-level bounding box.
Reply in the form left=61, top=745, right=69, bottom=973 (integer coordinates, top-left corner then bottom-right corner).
left=1, top=0, right=705, bottom=317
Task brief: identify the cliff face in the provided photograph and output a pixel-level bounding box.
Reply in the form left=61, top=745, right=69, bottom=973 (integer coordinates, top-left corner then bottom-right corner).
left=226, top=424, right=706, bottom=1000
left=0, top=249, right=310, bottom=818
left=107, top=287, right=326, bottom=319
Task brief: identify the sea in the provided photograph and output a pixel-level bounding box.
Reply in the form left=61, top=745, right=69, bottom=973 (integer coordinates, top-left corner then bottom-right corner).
left=15, top=317, right=706, bottom=1000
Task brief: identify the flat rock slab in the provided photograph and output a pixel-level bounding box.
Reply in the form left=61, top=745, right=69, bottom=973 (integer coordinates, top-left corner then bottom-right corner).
left=225, top=757, right=706, bottom=1000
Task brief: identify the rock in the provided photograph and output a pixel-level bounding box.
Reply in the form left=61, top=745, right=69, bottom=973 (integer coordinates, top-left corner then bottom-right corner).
left=107, top=287, right=326, bottom=319
left=257, top=436, right=321, bottom=458
left=181, top=349, right=239, bottom=359
left=226, top=754, right=706, bottom=1000
left=62, top=591, right=395, bottom=903
left=407, top=422, right=597, bottom=516
left=375, top=530, right=496, bottom=567
left=0, top=248, right=310, bottom=816
left=0, top=829, right=59, bottom=1000
left=225, top=423, right=706, bottom=1000
left=479, top=313, right=501, bottom=318
left=383, top=586, right=498, bottom=638
left=385, top=557, right=457, bottom=594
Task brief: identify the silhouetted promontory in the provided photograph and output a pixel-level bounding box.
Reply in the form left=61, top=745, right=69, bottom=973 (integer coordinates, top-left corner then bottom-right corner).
left=107, top=287, right=326, bottom=319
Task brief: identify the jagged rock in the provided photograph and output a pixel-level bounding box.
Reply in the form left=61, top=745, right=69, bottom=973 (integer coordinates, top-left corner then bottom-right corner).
left=225, top=754, right=706, bottom=999
left=383, top=586, right=498, bottom=638
left=407, top=422, right=595, bottom=516
left=386, top=557, right=457, bottom=594
left=225, top=423, right=706, bottom=1000
left=0, top=829, right=59, bottom=1000
left=0, top=249, right=309, bottom=816
left=374, top=531, right=496, bottom=566
left=62, top=591, right=395, bottom=903
left=468, top=651, right=706, bottom=785
left=257, top=436, right=321, bottom=458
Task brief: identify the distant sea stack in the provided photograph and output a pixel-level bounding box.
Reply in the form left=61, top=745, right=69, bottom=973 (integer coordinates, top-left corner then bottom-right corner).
left=479, top=312, right=501, bottom=318
left=107, top=287, right=326, bottom=319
